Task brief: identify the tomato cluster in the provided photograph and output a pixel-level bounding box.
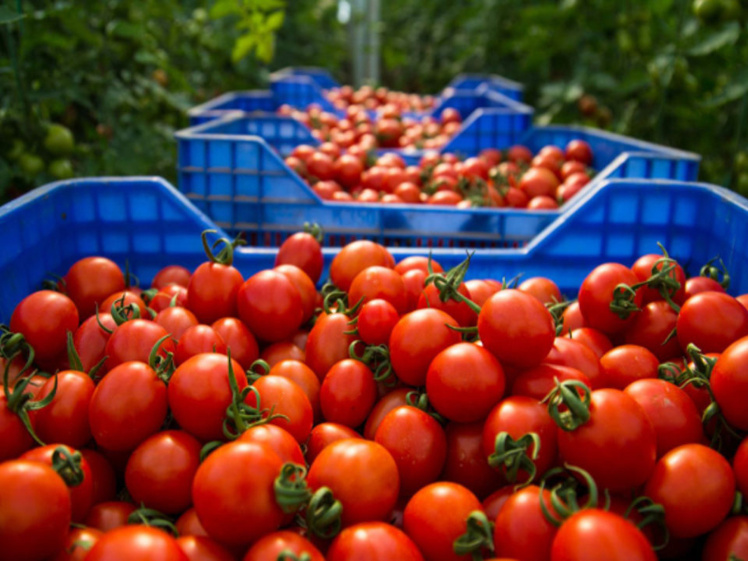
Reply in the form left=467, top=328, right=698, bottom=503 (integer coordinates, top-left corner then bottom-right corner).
left=324, top=84, right=437, bottom=114
left=3, top=232, right=748, bottom=560
left=284, top=138, right=594, bottom=208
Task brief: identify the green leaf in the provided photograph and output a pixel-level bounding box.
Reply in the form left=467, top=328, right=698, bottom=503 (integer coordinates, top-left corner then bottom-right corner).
left=0, top=6, right=25, bottom=25
left=253, top=0, right=286, bottom=10
left=210, top=0, right=240, bottom=19
left=703, top=69, right=748, bottom=108
left=688, top=22, right=740, bottom=57
left=648, top=0, right=674, bottom=15
left=231, top=33, right=256, bottom=63
left=265, top=10, right=284, bottom=31
left=255, top=34, right=275, bottom=63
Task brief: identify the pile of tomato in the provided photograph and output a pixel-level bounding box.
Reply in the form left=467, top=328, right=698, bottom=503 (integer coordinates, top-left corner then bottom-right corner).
left=323, top=84, right=438, bottom=114
left=3, top=229, right=748, bottom=561
left=283, top=138, right=594, bottom=209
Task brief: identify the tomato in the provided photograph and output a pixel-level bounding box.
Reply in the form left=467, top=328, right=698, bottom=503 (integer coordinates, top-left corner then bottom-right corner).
left=174, top=325, right=227, bottom=365
left=644, top=443, right=735, bottom=538
left=394, top=181, right=423, bottom=203
left=84, top=501, right=137, bottom=532
left=518, top=277, right=562, bottom=306
left=426, top=342, right=506, bottom=423
left=417, top=280, right=476, bottom=327
left=464, top=279, right=501, bottom=308
left=493, top=484, right=558, bottom=561
left=481, top=485, right=515, bottom=521
left=81, top=448, right=117, bottom=504
left=578, top=263, right=642, bottom=335
left=20, top=443, right=94, bottom=522
left=482, top=395, right=558, bottom=485
left=100, top=290, right=148, bottom=318
left=0, top=460, right=71, bottom=561
left=176, top=535, right=235, bottom=561
left=176, top=508, right=209, bottom=538
left=334, top=154, right=364, bottom=188
left=210, top=317, right=259, bottom=370
left=511, top=363, right=591, bottom=400
left=248, top=375, right=313, bottom=443
left=326, top=522, right=424, bottom=561
left=402, top=481, right=483, bottom=561
left=427, top=190, right=463, bottom=205
left=267, top=359, right=321, bottom=423
left=243, top=530, right=325, bottom=561
left=349, top=266, right=408, bottom=315
left=275, top=232, right=324, bottom=284
left=733, top=436, right=748, bottom=497
left=677, top=292, right=748, bottom=353
left=598, top=344, right=659, bottom=390
left=262, top=340, right=306, bottom=367
left=65, top=257, right=125, bottom=319
left=478, top=289, right=556, bottom=369
left=711, top=336, right=748, bottom=430
left=624, top=379, right=703, bottom=458
left=49, top=526, right=103, bottom=561
left=623, top=300, right=682, bottom=361
left=89, top=361, right=168, bottom=451
left=168, top=353, right=248, bottom=442
left=307, top=152, right=336, bottom=181
left=631, top=253, right=686, bottom=305
left=152, top=264, right=192, bottom=290
left=550, top=509, right=656, bottom=561
left=357, top=299, right=400, bottom=346
left=702, top=516, right=748, bottom=561
left=10, top=289, right=79, bottom=365
left=155, top=306, right=199, bottom=342
left=564, top=139, right=594, bottom=165
left=238, top=424, right=305, bottom=466
left=187, top=260, right=243, bottom=325
left=124, top=430, right=201, bottom=514
left=330, top=241, right=394, bottom=292
left=32, top=370, right=94, bottom=448
left=237, top=270, right=304, bottom=343
left=683, top=275, right=725, bottom=299
left=542, top=336, right=602, bottom=388
left=306, top=422, right=361, bottom=464
left=441, top=420, right=503, bottom=500
left=85, top=525, right=188, bottom=561
left=320, top=359, right=377, bottom=428
left=362, top=388, right=411, bottom=439
left=105, top=319, right=176, bottom=370
left=193, top=441, right=285, bottom=546
left=557, top=388, right=656, bottom=492
left=150, top=284, right=189, bottom=312
left=401, top=269, right=428, bottom=312
left=507, top=145, right=533, bottom=164
left=375, top=405, right=447, bottom=497
left=519, top=167, right=559, bottom=198
left=560, top=160, right=587, bottom=180
left=305, top=312, right=358, bottom=381
left=307, top=439, right=399, bottom=527
left=568, top=327, right=612, bottom=359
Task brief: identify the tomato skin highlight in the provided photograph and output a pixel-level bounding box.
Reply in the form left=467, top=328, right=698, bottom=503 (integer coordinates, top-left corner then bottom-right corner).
left=326, top=522, right=425, bottom=561
left=84, top=525, right=188, bottom=561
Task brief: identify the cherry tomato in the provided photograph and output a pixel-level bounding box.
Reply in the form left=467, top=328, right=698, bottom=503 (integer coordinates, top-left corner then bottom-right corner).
left=248, top=375, right=313, bottom=443
left=711, top=335, right=748, bottom=430
left=542, top=336, right=602, bottom=388
left=275, top=232, right=324, bottom=284
left=174, top=325, right=227, bottom=366
left=568, top=327, right=612, bottom=359
left=243, top=530, right=325, bottom=561
left=702, top=516, right=748, bottom=561
left=65, top=257, right=125, bottom=319
left=81, top=448, right=117, bottom=504
left=33, top=370, right=94, bottom=448
left=677, top=292, right=748, bottom=353
left=598, top=344, right=659, bottom=390
left=154, top=307, right=199, bottom=343
left=211, top=317, right=259, bottom=371
left=176, top=535, right=234, bottom=561
left=330, top=241, right=393, bottom=292
left=349, top=266, right=408, bottom=315
left=326, top=522, right=424, bottom=561
left=494, top=484, right=557, bottom=561
left=305, top=422, right=362, bottom=465
left=104, top=319, right=176, bottom=370
left=267, top=359, right=321, bottom=423
left=85, top=525, right=187, bottom=561
left=623, top=300, right=682, bottom=361
left=84, top=501, right=137, bottom=532
left=305, top=312, right=357, bottom=381
left=152, top=264, right=192, bottom=290
left=237, top=423, right=305, bottom=466
left=49, top=526, right=102, bottom=561
left=578, top=263, right=642, bottom=335
left=187, top=260, right=243, bottom=325
left=510, top=363, right=591, bottom=401
left=237, top=270, right=303, bottom=343
left=565, top=139, right=594, bottom=165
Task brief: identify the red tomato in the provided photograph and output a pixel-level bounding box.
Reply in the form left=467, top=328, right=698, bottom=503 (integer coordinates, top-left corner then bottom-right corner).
left=426, top=342, right=506, bottom=423
left=100, top=290, right=147, bottom=319
left=550, top=509, right=655, bottom=561
left=176, top=535, right=234, bottom=561
left=49, top=526, right=103, bottom=561
left=10, top=290, right=79, bottom=365
left=559, top=300, right=585, bottom=334
left=518, top=277, right=562, bottom=306
left=84, top=501, right=137, bottom=532
left=557, top=388, right=657, bottom=492
left=248, top=375, right=313, bottom=444
left=543, top=336, right=602, bottom=388
left=624, top=379, right=703, bottom=458
left=564, top=139, right=594, bottom=165
left=711, top=336, right=748, bottom=430
left=307, top=152, right=336, bottom=181
left=578, top=263, right=642, bottom=335
left=519, top=167, right=559, bottom=198
left=677, top=292, right=748, bottom=353
left=478, top=289, right=556, bottom=369
left=733, top=436, right=748, bottom=497
left=357, top=299, right=400, bottom=346
left=307, top=439, right=399, bottom=527
left=238, top=424, right=305, bottom=466
left=65, top=257, right=125, bottom=319
left=176, top=508, right=209, bottom=538
left=568, top=327, right=612, bottom=359
left=598, top=344, right=659, bottom=390
left=644, top=443, right=735, bottom=538
left=210, top=317, right=259, bottom=370
left=242, top=530, right=325, bottom=561
left=187, top=260, right=243, bottom=325
left=702, top=516, right=748, bottom=561
left=33, top=370, right=94, bottom=448
left=275, top=232, right=324, bottom=284
left=267, top=359, right=321, bottom=423
left=237, top=270, right=303, bottom=343
left=683, top=275, right=726, bottom=299
left=125, top=430, right=201, bottom=514
left=304, top=312, right=357, bottom=381
left=305, top=422, right=362, bottom=464
left=104, top=319, right=176, bottom=370
left=511, top=363, right=591, bottom=400
left=81, top=449, right=118, bottom=504
left=89, top=361, right=168, bottom=451
left=320, top=359, right=377, bottom=428
left=330, top=241, right=393, bottom=292
left=0, top=460, right=71, bottom=561
left=402, top=481, right=483, bottom=561
left=152, top=264, right=192, bottom=290
left=326, top=522, right=424, bottom=561
left=375, top=405, right=447, bottom=497
left=507, top=145, right=533, bottom=164
left=441, top=420, right=503, bottom=500
left=85, top=525, right=187, bottom=561
left=631, top=253, right=687, bottom=305
left=174, top=325, right=227, bottom=366
left=623, top=300, right=682, bottom=361
left=417, top=280, right=476, bottom=327
left=348, top=266, right=408, bottom=314
left=155, top=307, right=199, bottom=342
left=493, top=484, right=557, bottom=561
left=150, top=284, right=189, bottom=313
left=192, top=441, right=285, bottom=546
left=274, top=264, right=317, bottom=324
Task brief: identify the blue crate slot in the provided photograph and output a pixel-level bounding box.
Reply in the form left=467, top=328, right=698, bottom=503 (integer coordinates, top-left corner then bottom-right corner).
left=188, top=92, right=278, bottom=126
left=2, top=177, right=748, bottom=326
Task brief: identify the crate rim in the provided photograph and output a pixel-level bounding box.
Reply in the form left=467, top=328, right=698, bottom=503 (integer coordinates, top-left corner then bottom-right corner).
left=447, top=72, right=525, bottom=92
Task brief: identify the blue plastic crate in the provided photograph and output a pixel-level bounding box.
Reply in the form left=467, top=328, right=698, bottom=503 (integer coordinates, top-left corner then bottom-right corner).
left=270, top=67, right=341, bottom=90
left=446, top=73, right=524, bottom=101
left=2, top=176, right=747, bottom=325
left=175, top=110, right=698, bottom=240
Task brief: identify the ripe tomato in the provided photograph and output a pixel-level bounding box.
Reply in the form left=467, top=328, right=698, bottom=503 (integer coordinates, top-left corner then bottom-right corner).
left=84, top=501, right=137, bottom=532
left=559, top=300, right=585, bottom=334
left=238, top=423, right=305, bottom=466
left=84, top=525, right=187, bottom=561
left=417, top=281, right=476, bottom=327
left=702, top=516, right=748, bottom=561
left=305, top=312, right=357, bottom=381
left=683, top=275, right=726, bottom=299
left=542, top=336, right=602, bottom=388
left=50, top=526, right=102, bottom=561
left=507, top=145, right=533, bottom=164
left=510, top=363, right=591, bottom=400
left=33, top=370, right=94, bottom=448
left=402, top=482, right=483, bottom=561
left=155, top=307, right=199, bottom=342
left=320, top=359, right=377, bottom=429
left=174, top=325, right=227, bottom=365
left=334, top=154, right=364, bottom=188
left=168, top=353, right=248, bottom=442
left=65, top=256, right=125, bottom=319
left=644, top=443, right=735, bottom=538
left=237, top=270, right=304, bottom=343
left=711, top=335, right=748, bottom=430
left=598, top=344, right=659, bottom=390
left=247, top=375, right=313, bottom=443
left=478, top=289, right=555, bottom=369
left=349, top=266, right=408, bottom=314
left=152, top=264, right=192, bottom=289
left=211, top=317, right=259, bottom=370
left=81, top=449, right=117, bottom=504
left=104, top=319, right=176, bottom=370
left=243, top=530, right=325, bottom=561
left=330, top=241, right=393, bottom=292
left=357, top=298, right=400, bottom=346
left=89, top=361, right=168, bottom=451
left=100, top=290, right=147, bottom=318
left=10, top=290, right=79, bottom=365
left=578, top=263, right=642, bottom=335
left=733, top=436, right=748, bottom=497
left=557, top=388, right=657, bottom=492
left=519, top=167, right=559, bottom=198
left=426, top=342, right=506, bottom=423
left=494, top=484, right=558, bottom=560
left=564, top=139, right=594, bottom=165
left=440, top=420, right=503, bottom=500
left=550, top=509, right=656, bottom=561
left=305, top=422, right=361, bottom=464
left=267, top=359, right=321, bottom=423
left=0, top=460, right=71, bottom=561
left=176, top=535, right=234, bottom=561
left=307, top=439, right=399, bottom=527
left=275, top=232, right=324, bottom=284
left=176, top=508, right=209, bottom=538
left=568, top=327, right=612, bottom=359
left=631, top=253, right=687, bottom=305
left=518, top=276, right=562, bottom=306
left=187, top=260, right=243, bottom=325
left=623, top=300, right=682, bottom=361
left=124, top=430, right=201, bottom=514
left=375, top=405, right=447, bottom=497
left=326, top=522, right=424, bottom=561
left=193, top=441, right=285, bottom=546
left=677, top=291, right=748, bottom=353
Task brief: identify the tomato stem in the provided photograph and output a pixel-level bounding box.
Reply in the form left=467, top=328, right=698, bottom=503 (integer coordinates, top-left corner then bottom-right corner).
left=302, top=222, right=325, bottom=244
left=200, top=229, right=245, bottom=266
left=51, top=446, right=85, bottom=488
left=543, top=378, right=592, bottom=431
left=453, top=510, right=494, bottom=559
left=488, top=431, right=541, bottom=486
left=274, top=462, right=312, bottom=514
left=276, top=550, right=312, bottom=561
left=349, top=341, right=394, bottom=385
left=405, top=390, right=447, bottom=425
left=305, top=487, right=343, bottom=540
left=127, top=506, right=178, bottom=536
left=423, top=253, right=482, bottom=315
left=700, top=256, right=730, bottom=290
left=625, top=495, right=670, bottom=551
left=66, top=331, right=84, bottom=372
left=246, top=358, right=270, bottom=383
